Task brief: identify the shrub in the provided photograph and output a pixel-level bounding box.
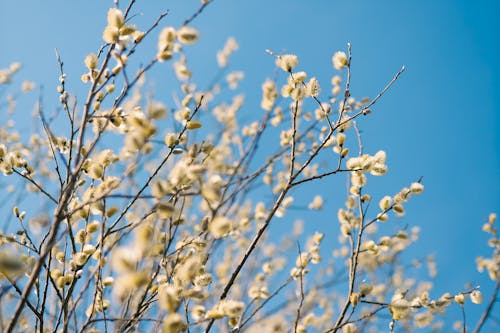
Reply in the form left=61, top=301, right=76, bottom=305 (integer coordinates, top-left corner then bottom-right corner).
left=0, top=2, right=497, bottom=333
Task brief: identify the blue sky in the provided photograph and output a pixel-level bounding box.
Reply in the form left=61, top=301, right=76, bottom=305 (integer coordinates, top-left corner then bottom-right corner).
left=0, top=0, right=498, bottom=331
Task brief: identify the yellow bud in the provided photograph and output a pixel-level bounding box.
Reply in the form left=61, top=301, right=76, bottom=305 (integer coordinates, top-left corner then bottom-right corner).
left=88, top=163, right=104, bottom=179
left=157, top=202, right=176, bottom=219
left=112, top=64, right=122, bottom=75
left=56, top=276, right=65, bottom=289
left=454, top=293, right=465, bottom=304
left=83, top=244, right=96, bottom=255
left=107, top=8, right=124, bottom=28
left=103, top=26, right=120, bottom=44
left=133, top=30, right=145, bottom=43
left=332, top=51, right=348, bottom=70
left=379, top=196, right=392, bottom=211
left=0, top=144, right=6, bottom=158
left=103, top=276, right=114, bottom=287
left=295, top=253, right=309, bottom=268
left=75, top=229, right=87, bottom=244
left=56, top=251, right=65, bottom=263
left=186, top=120, right=202, bottom=130
left=105, top=84, right=115, bottom=93
left=162, top=313, right=186, bottom=333
left=276, top=54, right=298, bottom=72
left=159, top=284, right=181, bottom=311
left=86, top=221, right=100, bottom=233
left=340, top=223, right=351, bottom=236
left=119, top=24, right=136, bottom=35
left=410, top=182, right=424, bottom=194
left=95, top=90, right=105, bottom=102
left=377, top=212, right=388, bottom=222
left=50, top=269, right=63, bottom=280
left=106, top=206, right=119, bottom=217
left=73, top=252, right=89, bottom=267
left=157, top=51, right=173, bottom=62
left=359, top=282, right=373, bottom=296
left=470, top=290, right=483, bottom=304
left=393, top=204, right=405, bottom=216
left=84, top=53, right=98, bottom=70
left=349, top=292, right=360, bottom=306
left=159, top=27, right=177, bottom=44
left=208, top=216, right=232, bottom=238
left=177, top=26, right=199, bottom=45
left=64, top=274, right=74, bottom=285
left=337, top=132, right=346, bottom=146
left=110, top=115, right=122, bottom=127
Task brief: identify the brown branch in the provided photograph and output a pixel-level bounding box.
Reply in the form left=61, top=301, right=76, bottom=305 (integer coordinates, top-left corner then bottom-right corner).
left=204, top=186, right=292, bottom=333
left=473, top=280, right=500, bottom=333
left=293, top=243, right=305, bottom=333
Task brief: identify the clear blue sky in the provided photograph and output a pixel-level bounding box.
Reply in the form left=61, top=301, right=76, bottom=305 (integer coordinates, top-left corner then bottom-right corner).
left=1, top=0, right=498, bottom=331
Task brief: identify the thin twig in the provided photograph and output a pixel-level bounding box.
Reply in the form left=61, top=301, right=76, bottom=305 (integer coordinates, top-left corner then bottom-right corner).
left=183, top=0, right=215, bottom=26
